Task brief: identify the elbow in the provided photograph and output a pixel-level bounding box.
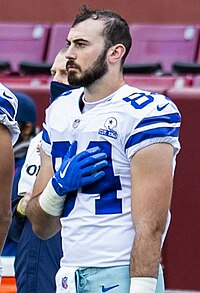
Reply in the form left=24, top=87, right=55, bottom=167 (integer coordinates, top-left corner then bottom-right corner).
left=31, top=220, right=59, bottom=240
left=137, top=226, right=163, bottom=241
left=134, top=219, right=166, bottom=242
left=31, top=223, right=53, bottom=240
left=26, top=198, right=61, bottom=240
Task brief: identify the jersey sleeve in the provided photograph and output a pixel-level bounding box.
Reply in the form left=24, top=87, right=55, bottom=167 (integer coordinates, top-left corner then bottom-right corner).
left=0, top=83, right=20, bottom=145
left=41, top=117, right=52, bottom=157
left=18, top=132, right=42, bottom=195
left=41, top=87, right=83, bottom=157
left=124, top=92, right=181, bottom=160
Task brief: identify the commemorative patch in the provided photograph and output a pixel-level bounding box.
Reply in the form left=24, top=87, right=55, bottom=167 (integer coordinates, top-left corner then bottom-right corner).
left=98, top=117, right=118, bottom=139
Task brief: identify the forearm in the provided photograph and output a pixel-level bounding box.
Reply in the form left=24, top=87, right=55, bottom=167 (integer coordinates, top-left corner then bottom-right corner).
left=130, top=143, right=173, bottom=291
left=0, top=199, right=12, bottom=252
left=130, top=229, right=162, bottom=278
left=0, top=125, right=14, bottom=253
left=25, top=147, right=61, bottom=239
left=26, top=195, right=61, bottom=240
left=0, top=214, right=11, bottom=253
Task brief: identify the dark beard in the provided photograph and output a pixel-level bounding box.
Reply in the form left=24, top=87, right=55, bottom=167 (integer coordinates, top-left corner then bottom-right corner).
left=67, top=47, right=108, bottom=87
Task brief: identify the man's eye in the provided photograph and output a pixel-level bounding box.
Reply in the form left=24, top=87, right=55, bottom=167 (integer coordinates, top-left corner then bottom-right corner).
left=65, top=42, right=70, bottom=48
left=76, top=43, right=86, bottom=48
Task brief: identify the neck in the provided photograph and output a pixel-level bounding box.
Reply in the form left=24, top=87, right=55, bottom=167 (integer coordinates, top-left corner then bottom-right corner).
left=84, top=71, right=125, bottom=102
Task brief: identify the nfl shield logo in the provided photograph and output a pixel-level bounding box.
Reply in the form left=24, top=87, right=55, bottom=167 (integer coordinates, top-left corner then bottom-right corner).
left=72, top=119, right=81, bottom=129
left=62, top=276, right=68, bottom=289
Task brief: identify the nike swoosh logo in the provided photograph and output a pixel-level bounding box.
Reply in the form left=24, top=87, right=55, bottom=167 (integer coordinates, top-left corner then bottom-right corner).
left=157, top=103, right=169, bottom=111
left=102, top=284, right=119, bottom=292
left=59, top=161, right=70, bottom=179
left=3, top=91, right=13, bottom=99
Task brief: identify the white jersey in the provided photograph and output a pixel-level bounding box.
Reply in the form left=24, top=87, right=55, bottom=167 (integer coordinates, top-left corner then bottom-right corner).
left=18, top=132, right=42, bottom=195
left=0, top=83, right=20, bottom=145
left=42, top=84, right=181, bottom=267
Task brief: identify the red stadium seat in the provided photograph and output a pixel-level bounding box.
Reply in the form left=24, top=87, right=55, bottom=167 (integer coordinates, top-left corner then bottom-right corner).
left=172, top=61, right=200, bottom=74
left=45, top=23, right=71, bottom=63
left=126, top=24, right=200, bottom=74
left=0, top=22, right=50, bottom=73
left=0, top=75, right=50, bottom=85
left=124, top=75, right=192, bottom=94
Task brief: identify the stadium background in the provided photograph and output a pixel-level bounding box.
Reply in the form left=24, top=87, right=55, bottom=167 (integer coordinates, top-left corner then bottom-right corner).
left=0, top=0, right=200, bottom=24
left=0, top=0, right=200, bottom=292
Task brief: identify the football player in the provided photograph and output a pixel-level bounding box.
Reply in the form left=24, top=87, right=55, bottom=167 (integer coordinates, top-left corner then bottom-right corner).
left=0, top=83, right=20, bottom=282
left=26, top=6, right=181, bottom=293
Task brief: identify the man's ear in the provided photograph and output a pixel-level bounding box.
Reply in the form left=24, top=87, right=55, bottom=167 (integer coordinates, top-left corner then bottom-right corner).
left=108, top=44, right=126, bottom=64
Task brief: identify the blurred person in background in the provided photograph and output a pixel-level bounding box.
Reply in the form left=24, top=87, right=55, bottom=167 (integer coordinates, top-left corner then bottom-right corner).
left=8, top=48, right=74, bottom=293
left=2, top=91, right=37, bottom=256
left=0, top=83, right=20, bottom=283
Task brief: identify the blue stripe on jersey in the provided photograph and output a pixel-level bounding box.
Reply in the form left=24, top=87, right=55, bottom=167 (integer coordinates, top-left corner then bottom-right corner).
left=42, top=128, right=51, bottom=144
left=136, top=113, right=181, bottom=129
left=0, top=96, right=15, bottom=119
left=125, top=126, right=180, bottom=150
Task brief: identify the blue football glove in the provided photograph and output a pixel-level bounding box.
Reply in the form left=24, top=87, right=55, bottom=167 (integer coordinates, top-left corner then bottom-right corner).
left=51, top=141, right=108, bottom=196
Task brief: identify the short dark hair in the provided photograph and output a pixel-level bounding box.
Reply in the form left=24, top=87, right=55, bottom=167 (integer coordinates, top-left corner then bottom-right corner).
left=72, top=5, right=132, bottom=65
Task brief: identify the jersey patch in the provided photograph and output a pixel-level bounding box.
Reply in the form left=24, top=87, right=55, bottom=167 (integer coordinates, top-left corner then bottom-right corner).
left=98, top=117, right=118, bottom=139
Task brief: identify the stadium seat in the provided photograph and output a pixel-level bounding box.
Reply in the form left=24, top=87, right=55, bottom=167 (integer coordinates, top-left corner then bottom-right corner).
left=192, top=74, right=200, bottom=86
left=0, top=22, right=50, bottom=73
left=124, top=75, right=191, bottom=94
left=18, top=61, right=52, bottom=75
left=45, top=23, right=71, bottom=63
left=126, top=24, right=200, bottom=74
left=0, top=61, right=11, bottom=74
left=123, top=62, right=162, bottom=75
left=0, top=75, right=50, bottom=86
left=12, top=23, right=71, bottom=75
left=172, top=61, right=200, bottom=74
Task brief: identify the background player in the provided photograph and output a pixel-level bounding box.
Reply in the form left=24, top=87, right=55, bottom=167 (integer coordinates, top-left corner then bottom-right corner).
left=2, top=91, right=37, bottom=256
left=0, top=83, right=20, bottom=282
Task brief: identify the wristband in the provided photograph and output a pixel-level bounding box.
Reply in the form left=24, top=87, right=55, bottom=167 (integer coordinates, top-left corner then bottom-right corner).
left=17, top=198, right=26, bottom=216
left=130, top=277, right=157, bottom=293
left=39, top=179, right=66, bottom=216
